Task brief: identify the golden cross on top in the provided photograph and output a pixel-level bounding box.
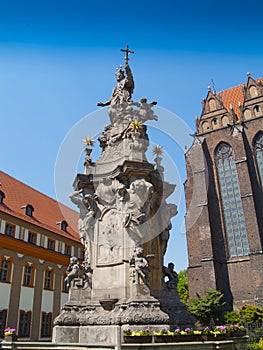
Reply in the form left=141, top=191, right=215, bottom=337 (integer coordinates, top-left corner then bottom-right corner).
left=121, top=44, right=134, bottom=65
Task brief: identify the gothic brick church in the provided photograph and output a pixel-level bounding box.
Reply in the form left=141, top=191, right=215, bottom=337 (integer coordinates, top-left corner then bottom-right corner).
left=185, top=73, right=263, bottom=309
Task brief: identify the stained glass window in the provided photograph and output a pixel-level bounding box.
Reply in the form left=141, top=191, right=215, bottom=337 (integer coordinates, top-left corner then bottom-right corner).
left=254, top=132, right=263, bottom=186
left=215, top=143, right=250, bottom=257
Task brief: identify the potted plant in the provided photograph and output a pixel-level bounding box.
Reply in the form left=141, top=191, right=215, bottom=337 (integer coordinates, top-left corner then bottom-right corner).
left=201, top=325, right=228, bottom=341
left=154, top=327, right=174, bottom=343
left=213, top=325, right=228, bottom=340
left=123, top=327, right=152, bottom=343
left=4, top=327, right=17, bottom=342
left=201, top=327, right=214, bottom=340
left=227, top=324, right=246, bottom=337
left=174, top=328, right=202, bottom=342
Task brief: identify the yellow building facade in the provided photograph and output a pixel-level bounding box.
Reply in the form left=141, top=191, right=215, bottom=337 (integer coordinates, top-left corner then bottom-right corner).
left=0, top=171, right=82, bottom=341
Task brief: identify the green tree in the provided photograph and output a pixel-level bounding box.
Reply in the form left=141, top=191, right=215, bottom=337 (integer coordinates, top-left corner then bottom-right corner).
left=177, top=270, right=189, bottom=303
left=186, top=288, right=225, bottom=326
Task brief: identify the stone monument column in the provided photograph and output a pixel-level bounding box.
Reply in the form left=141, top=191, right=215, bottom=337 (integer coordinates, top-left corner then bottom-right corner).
left=53, top=46, right=193, bottom=346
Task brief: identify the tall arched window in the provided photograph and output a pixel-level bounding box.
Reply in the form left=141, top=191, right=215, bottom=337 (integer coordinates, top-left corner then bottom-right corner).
left=23, top=262, right=35, bottom=287
left=254, top=132, right=263, bottom=186
left=19, top=310, right=31, bottom=337
left=44, top=268, right=54, bottom=290
left=41, top=312, right=52, bottom=337
left=215, top=143, right=250, bottom=257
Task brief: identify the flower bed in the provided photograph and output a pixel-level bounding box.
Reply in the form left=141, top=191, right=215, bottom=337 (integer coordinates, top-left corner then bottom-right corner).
left=123, top=327, right=152, bottom=343
left=123, top=335, right=152, bottom=343
left=122, top=325, right=246, bottom=343
left=227, top=324, right=246, bottom=337
left=154, top=327, right=177, bottom=343
left=173, top=328, right=202, bottom=342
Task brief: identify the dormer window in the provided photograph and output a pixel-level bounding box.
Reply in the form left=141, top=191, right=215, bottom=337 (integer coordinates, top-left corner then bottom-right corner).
left=56, top=220, right=68, bottom=232
left=61, top=221, right=68, bottom=232
left=21, top=204, right=34, bottom=217
left=0, top=191, right=5, bottom=204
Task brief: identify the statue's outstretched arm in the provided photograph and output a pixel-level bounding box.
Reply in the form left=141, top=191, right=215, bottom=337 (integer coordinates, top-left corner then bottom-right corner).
left=97, top=85, right=117, bottom=107
left=97, top=99, right=112, bottom=107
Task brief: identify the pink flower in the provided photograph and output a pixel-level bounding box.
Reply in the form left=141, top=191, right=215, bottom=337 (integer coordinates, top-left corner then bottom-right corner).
left=4, top=327, right=16, bottom=335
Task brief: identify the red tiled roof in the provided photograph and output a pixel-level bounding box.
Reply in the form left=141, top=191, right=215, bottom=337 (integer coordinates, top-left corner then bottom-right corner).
left=219, top=84, right=244, bottom=119
left=0, top=171, right=80, bottom=243
left=218, top=78, right=263, bottom=119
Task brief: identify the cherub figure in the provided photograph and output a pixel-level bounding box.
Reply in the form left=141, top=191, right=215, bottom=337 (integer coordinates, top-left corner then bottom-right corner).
left=64, top=257, right=82, bottom=287
left=64, top=257, right=93, bottom=288
left=130, top=247, right=154, bottom=286
left=138, top=97, right=158, bottom=123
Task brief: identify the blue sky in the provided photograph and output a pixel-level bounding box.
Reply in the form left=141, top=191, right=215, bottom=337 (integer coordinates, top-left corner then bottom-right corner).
left=1, top=0, right=263, bottom=271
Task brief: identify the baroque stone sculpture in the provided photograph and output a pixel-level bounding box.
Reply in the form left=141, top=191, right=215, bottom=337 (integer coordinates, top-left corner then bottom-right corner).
left=53, top=45, right=193, bottom=346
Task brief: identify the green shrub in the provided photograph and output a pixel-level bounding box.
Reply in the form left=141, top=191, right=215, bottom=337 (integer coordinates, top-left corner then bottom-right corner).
left=224, top=310, right=241, bottom=325
left=186, top=289, right=225, bottom=326
left=247, top=342, right=261, bottom=350
left=240, top=305, right=263, bottom=324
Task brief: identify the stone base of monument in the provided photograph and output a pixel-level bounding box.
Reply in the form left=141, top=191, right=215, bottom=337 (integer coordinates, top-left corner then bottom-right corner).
left=53, top=282, right=194, bottom=345
left=54, top=300, right=167, bottom=324
left=52, top=325, right=120, bottom=345
left=53, top=293, right=177, bottom=346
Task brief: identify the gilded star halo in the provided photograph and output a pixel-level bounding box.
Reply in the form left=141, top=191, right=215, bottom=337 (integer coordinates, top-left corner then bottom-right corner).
left=129, top=120, right=143, bottom=132
left=82, top=136, right=95, bottom=147
left=152, top=145, right=164, bottom=156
